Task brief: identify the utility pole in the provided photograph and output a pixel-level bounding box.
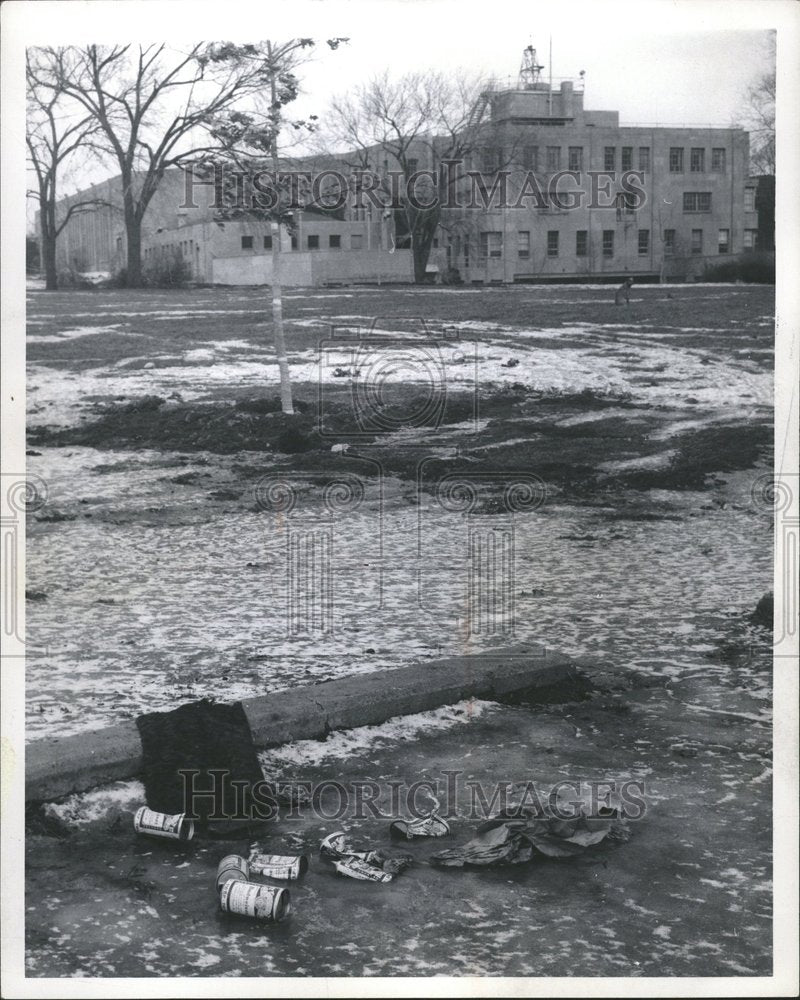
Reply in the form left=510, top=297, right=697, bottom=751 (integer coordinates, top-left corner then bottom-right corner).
left=267, top=41, right=294, bottom=415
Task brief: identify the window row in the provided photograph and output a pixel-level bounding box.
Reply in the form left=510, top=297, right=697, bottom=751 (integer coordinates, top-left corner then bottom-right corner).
left=241, top=233, right=361, bottom=251
left=669, top=147, right=727, bottom=173
left=662, top=227, right=755, bottom=254
left=480, top=229, right=652, bottom=259
left=497, top=145, right=652, bottom=173
left=478, top=227, right=751, bottom=259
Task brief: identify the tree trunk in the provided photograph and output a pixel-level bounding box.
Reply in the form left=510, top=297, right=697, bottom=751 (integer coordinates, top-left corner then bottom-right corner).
left=42, top=237, right=58, bottom=291
left=124, top=214, right=143, bottom=287
left=40, top=203, right=58, bottom=290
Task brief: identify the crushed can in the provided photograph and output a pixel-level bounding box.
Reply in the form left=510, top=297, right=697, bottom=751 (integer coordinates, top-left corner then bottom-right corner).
left=334, top=857, right=393, bottom=883
left=390, top=812, right=451, bottom=840
left=320, top=832, right=378, bottom=864
left=219, top=879, right=291, bottom=922
left=134, top=806, right=194, bottom=842
left=216, top=854, right=250, bottom=891
left=249, top=853, right=309, bottom=880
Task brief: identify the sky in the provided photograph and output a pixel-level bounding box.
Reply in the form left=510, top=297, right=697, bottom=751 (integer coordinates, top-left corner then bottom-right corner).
left=16, top=0, right=780, bottom=225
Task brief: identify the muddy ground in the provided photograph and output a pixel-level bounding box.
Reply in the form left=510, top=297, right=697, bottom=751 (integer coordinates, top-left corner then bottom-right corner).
left=24, top=282, right=774, bottom=977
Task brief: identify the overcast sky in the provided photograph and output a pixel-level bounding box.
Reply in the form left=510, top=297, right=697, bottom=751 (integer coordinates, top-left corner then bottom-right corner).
left=17, top=0, right=779, bottom=222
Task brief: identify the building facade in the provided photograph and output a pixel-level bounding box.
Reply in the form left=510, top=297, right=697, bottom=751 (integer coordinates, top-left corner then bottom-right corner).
left=46, top=57, right=760, bottom=286
left=438, top=75, right=759, bottom=283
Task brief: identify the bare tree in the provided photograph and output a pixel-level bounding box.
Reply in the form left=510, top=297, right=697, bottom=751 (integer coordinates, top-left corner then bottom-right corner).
left=47, top=42, right=296, bottom=286
left=324, top=70, right=503, bottom=282
left=736, top=34, right=776, bottom=175
left=743, top=69, right=775, bottom=175
left=26, top=48, right=107, bottom=290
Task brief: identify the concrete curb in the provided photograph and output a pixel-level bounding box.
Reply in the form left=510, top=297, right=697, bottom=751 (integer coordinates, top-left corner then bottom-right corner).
left=26, top=643, right=576, bottom=803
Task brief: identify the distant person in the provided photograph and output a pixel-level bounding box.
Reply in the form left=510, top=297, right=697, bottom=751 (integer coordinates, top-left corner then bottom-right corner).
left=615, top=277, right=634, bottom=305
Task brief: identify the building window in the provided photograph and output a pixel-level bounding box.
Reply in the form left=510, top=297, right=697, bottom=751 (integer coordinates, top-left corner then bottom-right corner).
left=568, top=146, right=583, bottom=171
left=604, top=147, right=616, bottom=171
left=517, top=231, right=530, bottom=259
left=638, top=147, right=650, bottom=172
left=712, top=148, right=726, bottom=172
left=241, top=235, right=253, bottom=249
left=669, top=147, right=684, bottom=172
left=291, top=235, right=298, bottom=250
left=615, top=191, right=637, bottom=216
left=602, top=230, right=614, bottom=257
left=407, top=157, right=418, bottom=175
left=464, top=237, right=470, bottom=266
left=744, top=188, right=756, bottom=212
left=307, top=235, right=319, bottom=250
left=576, top=230, right=588, bottom=257
left=691, top=229, right=703, bottom=255
left=638, top=229, right=650, bottom=255
left=744, top=229, right=758, bottom=250
left=547, top=230, right=559, bottom=257
left=263, top=235, right=272, bottom=250
left=663, top=228, right=675, bottom=255
left=522, top=145, right=538, bottom=171
left=329, top=234, right=341, bottom=249
left=480, top=231, right=503, bottom=258
left=683, top=192, right=712, bottom=212
left=690, top=148, right=705, bottom=172
left=351, top=234, right=363, bottom=250
left=546, top=146, right=561, bottom=171
left=621, top=146, right=633, bottom=171
left=718, top=228, right=730, bottom=254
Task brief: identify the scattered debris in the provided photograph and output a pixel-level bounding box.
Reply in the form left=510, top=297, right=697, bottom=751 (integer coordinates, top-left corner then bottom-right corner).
left=216, top=854, right=250, bottom=890
left=219, top=879, right=291, bottom=922
left=431, top=807, right=627, bottom=867
left=501, top=358, right=520, bottom=368
left=249, top=852, right=309, bottom=880
left=133, top=806, right=194, bottom=842
left=320, top=831, right=412, bottom=882
left=390, top=807, right=451, bottom=841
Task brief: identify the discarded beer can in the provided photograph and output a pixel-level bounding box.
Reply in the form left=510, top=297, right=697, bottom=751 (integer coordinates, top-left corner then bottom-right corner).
left=334, top=857, right=393, bottom=883
left=249, top=853, right=309, bottom=880
left=216, top=854, right=250, bottom=891
left=134, top=806, right=194, bottom=842
left=320, top=832, right=378, bottom=864
left=389, top=812, right=451, bottom=840
left=219, top=879, right=291, bottom=922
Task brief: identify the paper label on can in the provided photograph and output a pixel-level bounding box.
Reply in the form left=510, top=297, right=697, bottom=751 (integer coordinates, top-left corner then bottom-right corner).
left=135, top=807, right=183, bottom=837
left=334, top=858, right=392, bottom=883
left=250, top=853, right=297, bottom=867
left=221, top=881, right=282, bottom=919
left=249, top=854, right=304, bottom=879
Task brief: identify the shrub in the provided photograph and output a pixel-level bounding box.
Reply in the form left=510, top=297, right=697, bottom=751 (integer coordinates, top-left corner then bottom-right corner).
left=704, top=252, right=775, bottom=284
left=142, top=248, right=193, bottom=288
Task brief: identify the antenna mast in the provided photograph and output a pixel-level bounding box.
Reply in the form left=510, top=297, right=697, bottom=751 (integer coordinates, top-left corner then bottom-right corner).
left=518, top=44, right=544, bottom=89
